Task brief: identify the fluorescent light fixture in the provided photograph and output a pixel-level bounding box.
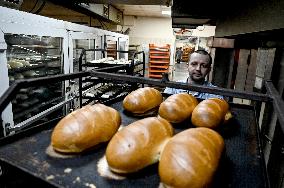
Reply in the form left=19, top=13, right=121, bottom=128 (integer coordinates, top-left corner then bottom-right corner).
left=162, top=10, right=171, bottom=15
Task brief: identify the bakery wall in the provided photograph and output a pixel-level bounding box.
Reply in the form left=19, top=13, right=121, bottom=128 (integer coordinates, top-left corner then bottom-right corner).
left=123, top=15, right=175, bottom=57
left=122, top=16, right=176, bottom=73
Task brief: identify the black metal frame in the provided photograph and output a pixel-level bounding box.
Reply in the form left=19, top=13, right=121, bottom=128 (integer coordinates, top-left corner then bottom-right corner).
left=0, top=71, right=284, bottom=188
left=0, top=71, right=282, bottom=129
left=0, top=72, right=89, bottom=117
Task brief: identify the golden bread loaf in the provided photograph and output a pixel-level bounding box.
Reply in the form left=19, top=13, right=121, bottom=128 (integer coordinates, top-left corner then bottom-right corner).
left=159, top=127, right=224, bottom=188
left=191, top=98, right=232, bottom=129
left=51, top=104, right=121, bottom=153
left=123, top=87, right=163, bottom=114
left=106, top=117, right=174, bottom=174
left=158, top=93, right=198, bottom=123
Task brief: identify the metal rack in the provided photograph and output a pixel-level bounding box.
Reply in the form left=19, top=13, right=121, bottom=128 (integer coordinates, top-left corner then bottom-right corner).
left=4, top=34, right=64, bottom=129
left=78, top=48, right=145, bottom=108
left=7, top=58, right=63, bottom=125
left=148, top=44, right=171, bottom=79
left=0, top=71, right=283, bottom=187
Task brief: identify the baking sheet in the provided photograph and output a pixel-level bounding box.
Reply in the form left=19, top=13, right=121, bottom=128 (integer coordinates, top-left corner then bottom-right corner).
left=0, top=101, right=268, bottom=188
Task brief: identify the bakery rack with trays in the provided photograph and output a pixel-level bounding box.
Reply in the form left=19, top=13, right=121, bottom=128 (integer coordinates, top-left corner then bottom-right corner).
left=148, top=44, right=171, bottom=79
left=5, top=34, right=64, bottom=130
left=7, top=57, right=63, bottom=125
left=77, top=48, right=145, bottom=108
left=0, top=70, right=283, bottom=188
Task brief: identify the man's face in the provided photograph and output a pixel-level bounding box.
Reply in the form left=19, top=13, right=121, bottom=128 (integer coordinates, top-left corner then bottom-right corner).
left=188, top=53, right=211, bottom=83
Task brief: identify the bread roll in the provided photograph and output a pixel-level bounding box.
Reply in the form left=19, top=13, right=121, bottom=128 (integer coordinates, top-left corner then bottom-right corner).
left=158, top=93, right=198, bottom=123
left=8, top=60, right=23, bottom=68
left=51, top=104, right=121, bottom=153
left=106, top=117, right=174, bottom=173
left=191, top=98, right=232, bottom=129
left=159, top=127, right=224, bottom=188
left=123, top=87, right=163, bottom=114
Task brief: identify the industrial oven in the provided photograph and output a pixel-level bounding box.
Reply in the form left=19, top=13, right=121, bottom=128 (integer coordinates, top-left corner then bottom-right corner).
left=0, top=68, right=283, bottom=188
left=0, top=7, right=69, bottom=137
left=0, top=6, right=130, bottom=136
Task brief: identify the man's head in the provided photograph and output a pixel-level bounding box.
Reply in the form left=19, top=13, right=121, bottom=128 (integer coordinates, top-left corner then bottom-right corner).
left=188, top=50, right=212, bottom=84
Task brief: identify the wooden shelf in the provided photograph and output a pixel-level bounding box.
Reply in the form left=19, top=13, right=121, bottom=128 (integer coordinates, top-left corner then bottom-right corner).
left=149, top=60, right=170, bottom=64
left=149, top=51, right=170, bottom=54
left=149, top=65, right=169, bottom=69
left=148, top=44, right=170, bottom=79
left=149, top=45, right=170, bottom=50
left=107, top=53, right=117, bottom=55
left=149, top=69, right=168, bottom=73
left=107, top=42, right=117, bottom=59
left=149, top=74, right=163, bottom=78
left=149, top=55, right=170, bottom=59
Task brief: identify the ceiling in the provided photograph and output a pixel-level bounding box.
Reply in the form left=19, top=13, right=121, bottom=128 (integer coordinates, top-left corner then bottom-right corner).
left=114, top=4, right=171, bottom=17
left=87, top=0, right=171, bottom=5
left=87, top=0, right=172, bottom=17
left=42, top=0, right=227, bottom=27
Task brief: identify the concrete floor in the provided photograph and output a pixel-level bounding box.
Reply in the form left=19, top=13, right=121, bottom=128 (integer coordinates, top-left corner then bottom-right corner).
left=171, top=61, right=188, bottom=81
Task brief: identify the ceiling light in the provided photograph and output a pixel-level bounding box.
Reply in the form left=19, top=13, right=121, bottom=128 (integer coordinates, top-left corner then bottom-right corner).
left=162, top=10, right=171, bottom=15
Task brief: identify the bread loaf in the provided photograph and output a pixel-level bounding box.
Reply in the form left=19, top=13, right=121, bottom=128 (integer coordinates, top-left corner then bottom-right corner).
left=123, top=87, right=163, bottom=114
left=51, top=104, right=121, bottom=153
left=158, top=93, right=198, bottom=123
left=106, top=117, right=173, bottom=174
left=191, top=98, right=232, bottom=129
left=159, top=127, right=224, bottom=188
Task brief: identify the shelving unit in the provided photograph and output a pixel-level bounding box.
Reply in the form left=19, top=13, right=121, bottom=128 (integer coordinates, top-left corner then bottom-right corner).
left=5, top=34, right=64, bottom=125
left=182, top=46, right=194, bottom=62
left=148, top=44, right=170, bottom=79
left=106, top=41, right=117, bottom=59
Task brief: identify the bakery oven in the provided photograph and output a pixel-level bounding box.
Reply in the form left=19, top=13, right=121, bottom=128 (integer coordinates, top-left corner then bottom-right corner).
left=0, top=8, right=69, bottom=137
left=0, top=6, right=130, bottom=137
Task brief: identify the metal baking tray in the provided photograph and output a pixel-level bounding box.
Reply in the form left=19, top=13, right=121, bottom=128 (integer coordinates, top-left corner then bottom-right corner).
left=0, top=100, right=268, bottom=188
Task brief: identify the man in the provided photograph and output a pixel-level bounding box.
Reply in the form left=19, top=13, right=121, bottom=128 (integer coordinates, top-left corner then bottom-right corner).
left=164, top=50, right=223, bottom=99
left=175, top=47, right=183, bottom=64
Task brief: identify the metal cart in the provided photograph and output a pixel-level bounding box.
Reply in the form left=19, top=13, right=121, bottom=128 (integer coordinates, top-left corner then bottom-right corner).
left=0, top=70, right=283, bottom=188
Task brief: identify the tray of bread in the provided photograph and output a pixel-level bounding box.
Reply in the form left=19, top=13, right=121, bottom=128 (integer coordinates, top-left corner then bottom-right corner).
left=0, top=87, right=268, bottom=188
